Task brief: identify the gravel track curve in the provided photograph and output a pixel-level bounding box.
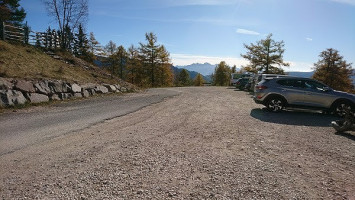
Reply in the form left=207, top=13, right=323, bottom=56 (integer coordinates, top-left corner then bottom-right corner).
left=0, top=87, right=354, bottom=199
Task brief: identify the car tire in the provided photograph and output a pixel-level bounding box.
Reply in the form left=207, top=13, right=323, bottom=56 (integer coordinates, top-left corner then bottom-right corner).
left=266, top=97, right=284, bottom=112
left=333, top=101, right=353, bottom=117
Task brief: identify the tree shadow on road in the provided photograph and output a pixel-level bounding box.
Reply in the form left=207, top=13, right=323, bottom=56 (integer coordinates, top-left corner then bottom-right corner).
left=250, top=108, right=341, bottom=127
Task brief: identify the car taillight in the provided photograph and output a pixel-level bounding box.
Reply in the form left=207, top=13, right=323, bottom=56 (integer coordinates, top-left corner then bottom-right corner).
left=256, top=85, right=268, bottom=90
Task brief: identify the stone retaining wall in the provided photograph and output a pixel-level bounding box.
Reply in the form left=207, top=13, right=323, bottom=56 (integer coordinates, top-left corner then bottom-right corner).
left=0, top=78, right=132, bottom=107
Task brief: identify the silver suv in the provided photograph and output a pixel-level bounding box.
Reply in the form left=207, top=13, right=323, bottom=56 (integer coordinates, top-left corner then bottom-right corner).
left=253, top=77, right=355, bottom=116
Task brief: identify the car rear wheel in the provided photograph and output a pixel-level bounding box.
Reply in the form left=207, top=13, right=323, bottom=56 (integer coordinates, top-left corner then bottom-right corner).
left=266, top=97, right=284, bottom=112
left=333, top=101, right=353, bottom=117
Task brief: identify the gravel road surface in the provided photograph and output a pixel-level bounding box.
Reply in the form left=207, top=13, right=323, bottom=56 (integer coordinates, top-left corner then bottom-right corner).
left=0, top=87, right=354, bottom=199
left=0, top=89, right=179, bottom=156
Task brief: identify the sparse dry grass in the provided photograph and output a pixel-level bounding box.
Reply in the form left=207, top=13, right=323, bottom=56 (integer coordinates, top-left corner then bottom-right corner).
left=0, top=41, right=120, bottom=84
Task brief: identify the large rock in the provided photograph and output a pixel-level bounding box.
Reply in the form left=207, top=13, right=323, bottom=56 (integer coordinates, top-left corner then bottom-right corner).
left=82, top=90, right=90, bottom=98
left=27, top=93, right=49, bottom=104
left=73, top=93, right=82, bottom=98
left=95, top=85, right=109, bottom=94
left=49, top=81, right=70, bottom=93
left=50, top=94, right=61, bottom=101
left=0, top=78, right=13, bottom=90
left=14, top=80, right=36, bottom=93
left=120, top=86, right=128, bottom=93
left=0, top=90, right=27, bottom=106
left=70, top=83, right=82, bottom=93
left=104, top=84, right=117, bottom=92
left=81, top=83, right=96, bottom=90
left=86, top=88, right=96, bottom=96
left=34, top=80, right=51, bottom=95
left=114, top=84, right=121, bottom=92
left=59, top=93, right=73, bottom=100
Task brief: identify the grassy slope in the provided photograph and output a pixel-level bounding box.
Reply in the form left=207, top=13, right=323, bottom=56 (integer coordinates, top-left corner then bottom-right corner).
left=0, top=41, right=122, bottom=85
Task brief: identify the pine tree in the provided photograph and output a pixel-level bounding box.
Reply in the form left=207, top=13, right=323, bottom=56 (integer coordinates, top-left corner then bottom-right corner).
left=177, top=69, right=191, bottom=86
left=75, top=24, right=89, bottom=59
left=194, top=73, right=204, bottom=86
left=241, top=34, right=289, bottom=74
left=312, top=48, right=354, bottom=92
left=0, top=0, right=26, bottom=25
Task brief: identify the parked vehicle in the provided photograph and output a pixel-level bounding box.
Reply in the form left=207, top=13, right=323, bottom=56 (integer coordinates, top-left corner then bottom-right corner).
left=230, top=73, right=242, bottom=86
left=248, top=74, right=288, bottom=92
left=235, top=77, right=250, bottom=90
left=230, top=72, right=254, bottom=86
left=253, top=77, right=355, bottom=117
left=244, top=76, right=256, bottom=92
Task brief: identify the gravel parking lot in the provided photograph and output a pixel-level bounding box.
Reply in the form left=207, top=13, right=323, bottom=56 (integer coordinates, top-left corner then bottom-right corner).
left=0, top=87, right=354, bottom=199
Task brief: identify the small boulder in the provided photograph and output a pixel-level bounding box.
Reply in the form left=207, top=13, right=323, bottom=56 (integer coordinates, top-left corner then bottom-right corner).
left=49, top=81, right=70, bottom=93
left=70, top=83, right=82, bottom=93
left=59, top=93, right=73, bottom=100
left=82, top=90, right=90, bottom=98
left=104, top=84, right=117, bottom=92
left=0, top=90, right=27, bottom=106
left=50, top=94, right=61, bottom=101
left=34, top=81, right=51, bottom=95
left=120, top=87, right=128, bottom=93
left=14, top=80, right=36, bottom=93
left=114, top=84, right=121, bottom=91
left=95, top=85, right=109, bottom=94
left=73, top=93, right=83, bottom=98
left=27, top=93, right=49, bottom=104
left=0, top=78, right=13, bottom=90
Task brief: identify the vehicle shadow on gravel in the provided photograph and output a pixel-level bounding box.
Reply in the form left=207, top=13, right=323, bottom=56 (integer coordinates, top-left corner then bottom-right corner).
left=250, top=108, right=341, bottom=127
left=334, top=132, right=355, bottom=141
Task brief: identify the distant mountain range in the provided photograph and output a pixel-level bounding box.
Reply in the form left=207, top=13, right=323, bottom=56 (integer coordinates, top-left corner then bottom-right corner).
left=175, top=63, right=217, bottom=76
left=171, top=66, right=211, bottom=82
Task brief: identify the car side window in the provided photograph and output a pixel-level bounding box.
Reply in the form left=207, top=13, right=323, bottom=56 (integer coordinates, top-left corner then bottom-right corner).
left=292, top=80, right=304, bottom=88
left=304, top=80, right=326, bottom=91
left=277, top=79, right=304, bottom=88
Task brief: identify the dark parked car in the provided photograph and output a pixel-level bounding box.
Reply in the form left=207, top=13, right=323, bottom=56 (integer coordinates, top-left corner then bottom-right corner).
left=235, top=77, right=250, bottom=90
left=253, top=77, right=355, bottom=117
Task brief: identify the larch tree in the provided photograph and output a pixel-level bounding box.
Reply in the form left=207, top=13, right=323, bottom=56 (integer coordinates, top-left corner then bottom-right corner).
left=241, top=34, right=289, bottom=74
left=213, top=61, right=231, bottom=86
left=112, top=45, right=128, bottom=79
left=312, top=48, right=354, bottom=92
left=104, top=40, right=117, bottom=75
left=86, top=32, right=100, bottom=62
left=139, top=32, right=173, bottom=87
left=126, top=45, right=146, bottom=87
left=194, top=73, right=204, bottom=86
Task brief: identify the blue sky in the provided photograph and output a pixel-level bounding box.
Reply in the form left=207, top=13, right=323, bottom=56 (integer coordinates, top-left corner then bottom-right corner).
left=21, top=0, right=355, bottom=72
